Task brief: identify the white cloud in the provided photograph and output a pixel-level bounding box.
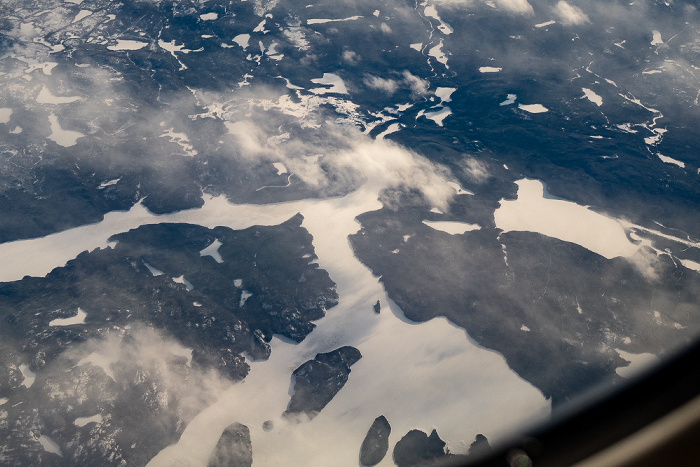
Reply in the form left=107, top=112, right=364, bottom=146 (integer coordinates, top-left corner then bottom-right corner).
left=495, top=0, right=534, bottom=15
left=402, top=70, right=429, bottom=96
left=342, top=50, right=360, bottom=64
left=380, top=22, right=392, bottom=34
left=553, top=1, right=589, bottom=25
left=363, top=75, right=399, bottom=95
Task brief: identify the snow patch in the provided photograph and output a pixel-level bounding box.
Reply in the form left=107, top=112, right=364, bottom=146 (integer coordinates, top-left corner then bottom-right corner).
left=19, top=364, right=35, bottom=388
left=107, top=40, right=148, bottom=51
left=447, top=181, right=474, bottom=195
left=49, top=308, right=87, bottom=327
left=422, top=220, right=481, bottom=235
left=657, top=154, right=684, bottom=168
left=307, top=16, right=362, bottom=25
left=0, top=108, right=11, bottom=123
left=616, top=349, right=660, bottom=378
left=47, top=114, right=85, bottom=147
left=74, top=414, right=103, bottom=427
left=38, top=435, right=62, bottom=457
left=36, top=86, right=81, bottom=104
left=240, top=290, right=253, bottom=307
left=172, top=275, right=194, bottom=291
left=479, top=66, right=502, bottom=73
left=518, top=103, right=548, bottom=113
left=500, top=94, right=517, bottom=106
left=233, top=34, right=250, bottom=49
left=200, top=239, right=224, bottom=263
left=310, top=73, right=348, bottom=95
left=143, top=261, right=164, bottom=277
left=200, top=13, right=218, bottom=21
left=582, top=88, right=602, bottom=106
left=495, top=179, right=639, bottom=259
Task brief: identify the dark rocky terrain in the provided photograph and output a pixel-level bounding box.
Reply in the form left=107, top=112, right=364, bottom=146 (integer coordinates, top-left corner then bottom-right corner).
left=0, top=216, right=337, bottom=465
left=207, top=423, right=252, bottom=467
left=285, top=346, right=362, bottom=419
left=360, top=415, right=391, bottom=466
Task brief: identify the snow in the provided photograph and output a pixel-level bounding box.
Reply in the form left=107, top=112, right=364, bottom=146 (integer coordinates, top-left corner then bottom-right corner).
left=479, top=66, right=502, bottom=73
left=309, top=73, right=348, bottom=95
left=0, top=397, right=7, bottom=406
left=307, top=16, right=362, bottom=25
left=72, top=9, right=92, bottom=23
left=200, top=239, right=224, bottom=263
left=447, top=181, right=474, bottom=195
left=500, top=94, right=517, bottom=106
left=423, top=106, right=452, bottom=126
left=107, top=40, right=148, bottom=51
left=495, top=179, right=639, bottom=259
left=430, top=207, right=444, bottom=214
left=0, top=138, right=550, bottom=467
left=159, top=127, right=198, bottom=156
left=518, top=103, right=548, bottom=113
left=582, top=88, right=603, bottom=106
left=376, top=123, right=402, bottom=140
left=10, top=126, right=22, bottom=134
left=74, top=414, right=103, bottom=427
left=200, top=13, right=218, bottom=21
left=273, top=162, right=288, bottom=175
left=36, top=86, right=81, bottom=104
left=233, top=34, right=250, bottom=49
left=410, top=42, right=423, bottom=51
left=78, top=352, right=117, bottom=379
left=49, top=308, right=87, bottom=327
left=615, top=349, right=660, bottom=378
left=428, top=40, right=449, bottom=68
left=424, top=5, right=453, bottom=35
left=47, top=114, right=85, bottom=147
left=657, top=154, right=684, bottom=168
left=172, top=275, right=194, bottom=291
left=681, top=259, right=700, bottom=272
left=169, top=345, right=194, bottom=367
left=143, top=261, right=164, bottom=276
left=0, top=108, right=11, bottom=123
left=233, top=279, right=243, bottom=287
left=422, top=220, right=481, bottom=235
left=535, top=20, right=556, bottom=27
left=98, top=178, right=120, bottom=189
left=651, top=30, right=663, bottom=46
left=434, top=87, right=457, bottom=103
left=520, top=325, right=530, bottom=332
left=239, top=290, right=253, bottom=307
left=38, top=435, right=62, bottom=457
left=19, top=364, right=36, bottom=388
